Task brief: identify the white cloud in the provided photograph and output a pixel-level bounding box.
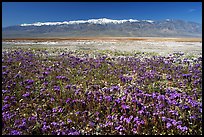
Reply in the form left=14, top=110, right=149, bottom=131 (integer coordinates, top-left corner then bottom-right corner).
left=188, top=9, right=196, bottom=12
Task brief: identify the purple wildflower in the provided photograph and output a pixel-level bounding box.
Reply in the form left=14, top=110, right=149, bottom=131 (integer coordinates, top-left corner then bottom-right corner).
left=66, top=98, right=71, bottom=103
left=177, top=121, right=182, bottom=125
left=56, top=76, right=62, bottom=79
left=177, top=125, right=182, bottom=130
left=181, top=126, right=188, bottom=132
left=67, top=119, right=72, bottom=123
left=25, top=85, right=31, bottom=89
left=52, top=108, right=57, bottom=113
left=2, top=104, right=10, bottom=111
left=166, top=123, right=172, bottom=129
left=121, top=104, right=130, bottom=109
left=115, top=125, right=122, bottom=130
left=95, top=111, right=99, bottom=115
left=125, top=118, right=131, bottom=123
left=58, top=108, right=63, bottom=113
left=10, top=130, right=21, bottom=135
left=54, top=86, right=60, bottom=91
left=43, top=82, right=49, bottom=86
left=65, top=85, right=71, bottom=89
left=51, top=122, right=57, bottom=126
left=4, top=96, right=9, bottom=100
left=25, top=79, right=34, bottom=85
left=2, top=90, right=8, bottom=93
left=133, top=117, right=139, bottom=122
left=42, top=125, right=48, bottom=132
left=22, top=92, right=30, bottom=97
left=115, top=99, right=120, bottom=104
left=172, top=120, right=177, bottom=126
left=43, top=71, right=49, bottom=75
left=105, top=96, right=112, bottom=102
left=89, top=121, right=95, bottom=127
left=162, top=116, right=166, bottom=122
left=138, top=110, right=144, bottom=115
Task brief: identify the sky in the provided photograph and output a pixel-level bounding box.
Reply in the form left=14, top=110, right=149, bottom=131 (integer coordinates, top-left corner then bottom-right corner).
left=2, top=2, right=202, bottom=27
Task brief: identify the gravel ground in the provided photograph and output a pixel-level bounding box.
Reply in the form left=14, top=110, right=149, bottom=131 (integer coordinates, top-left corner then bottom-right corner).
left=2, top=39, right=202, bottom=56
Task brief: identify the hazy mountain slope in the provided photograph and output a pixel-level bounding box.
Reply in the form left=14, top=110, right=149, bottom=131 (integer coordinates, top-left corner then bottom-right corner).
left=2, top=18, right=202, bottom=38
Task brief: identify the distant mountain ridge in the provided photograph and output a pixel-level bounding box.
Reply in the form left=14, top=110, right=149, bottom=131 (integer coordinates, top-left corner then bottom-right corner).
left=2, top=18, right=202, bottom=38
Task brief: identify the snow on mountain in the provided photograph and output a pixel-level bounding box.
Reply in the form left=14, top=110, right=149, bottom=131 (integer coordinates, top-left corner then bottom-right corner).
left=3, top=18, right=201, bottom=38
left=20, top=18, right=141, bottom=26
left=141, top=20, right=154, bottom=23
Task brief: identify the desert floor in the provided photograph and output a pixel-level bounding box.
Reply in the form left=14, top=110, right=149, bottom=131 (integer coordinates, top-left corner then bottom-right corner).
left=2, top=37, right=202, bottom=56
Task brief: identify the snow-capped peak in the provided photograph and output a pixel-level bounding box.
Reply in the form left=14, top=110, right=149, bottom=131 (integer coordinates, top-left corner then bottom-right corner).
left=20, top=18, right=146, bottom=26
left=141, top=20, right=154, bottom=23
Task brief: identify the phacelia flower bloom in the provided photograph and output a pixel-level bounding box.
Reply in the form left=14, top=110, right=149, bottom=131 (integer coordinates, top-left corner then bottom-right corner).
left=129, top=115, right=133, bottom=120
left=181, top=126, right=188, bottom=132
left=115, top=125, right=122, bottom=130
left=67, top=119, right=72, bottom=123
left=58, top=108, right=63, bottom=113
left=177, top=125, right=182, bottom=130
left=22, top=92, right=30, bottom=97
left=199, top=108, right=202, bottom=113
left=177, top=121, right=182, bottom=125
left=43, top=71, right=49, bottom=75
left=54, top=86, right=60, bottom=91
left=38, top=75, right=44, bottom=79
left=4, top=96, right=10, bottom=100
left=66, top=98, right=71, bottom=103
left=105, top=96, right=112, bottom=102
left=133, top=117, right=139, bottom=122
left=172, top=120, right=177, bottom=126
left=162, top=116, right=166, bottom=122
left=56, top=76, right=62, bottom=79
left=52, top=108, right=57, bottom=113
left=42, top=125, right=49, bottom=132
left=2, top=90, right=8, bottom=93
left=183, top=105, right=190, bottom=110
left=115, top=99, right=120, bottom=104
left=2, top=104, right=10, bottom=111
left=157, top=95, right=165, bottom=100
left=65, top=85, right=71, bottom=89
left=2, top=66, right=7, bottom=69
left=166, top=123, right=172, bottom=129
left=25, top=79, right=34, bottom=85
left=51, top=122, right=57, bottom=126
left=43, top=82, right=49, bottom=86
left=89, top=121, right=95, bottom=127
left=138, top=110, right=144, bottom=115
left=121, top=104, right=130, bottom=109
left=124, top=118, right=131, bottom=123
left=25, top=85, right=31, bottom=89
left=10, top=130, right=21, bottom=135
left=95, top=111, right=99, bottom=115
left=2, top=72, right=7, bottom=75
left=111, top=85, right=120, bottom=91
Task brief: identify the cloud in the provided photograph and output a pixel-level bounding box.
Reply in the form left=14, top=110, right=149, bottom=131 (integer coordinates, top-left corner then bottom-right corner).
left=188, top=9, right=196, bottom=12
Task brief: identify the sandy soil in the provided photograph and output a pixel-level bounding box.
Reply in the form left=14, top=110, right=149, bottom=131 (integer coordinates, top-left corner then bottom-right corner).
left=2, top=37, right=202, bottom=56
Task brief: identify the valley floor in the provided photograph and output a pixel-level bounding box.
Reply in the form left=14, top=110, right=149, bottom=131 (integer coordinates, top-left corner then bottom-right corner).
left=2, top=37, right=202, bottom=56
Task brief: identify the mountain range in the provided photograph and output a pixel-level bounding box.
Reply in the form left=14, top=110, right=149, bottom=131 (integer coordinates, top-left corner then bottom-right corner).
left=2, top=18, right=202, bottom=38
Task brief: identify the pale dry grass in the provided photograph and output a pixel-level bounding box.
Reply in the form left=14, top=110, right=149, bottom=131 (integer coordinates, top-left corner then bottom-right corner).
left=2, top=37, right=202, bottom=42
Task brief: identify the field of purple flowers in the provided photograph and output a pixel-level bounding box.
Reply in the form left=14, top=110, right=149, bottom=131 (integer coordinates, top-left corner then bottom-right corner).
left=2, top=48, right=202, bottom=135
